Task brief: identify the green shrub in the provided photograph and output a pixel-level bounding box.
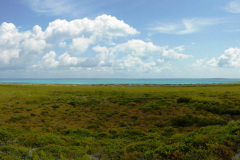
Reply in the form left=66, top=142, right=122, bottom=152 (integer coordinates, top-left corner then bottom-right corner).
left=171, top=114, right=195, bottom=127
left=171, top=114, right=227, bottom=127
left=119, top=129, right=146, bottom=139
left=30, top=113, right=36, bottom=116
left=145, top=103, right=158, bottom=108
left=0, top=129, right=13, bottom=142
left=162, top=127, right=175, bottom=136
left=41, top=110, right=48, bottom=116
left=0, top=145, right=29, bottom=159
left=177, top=97, right=191, bottom=103
left=21, top=133, right=64, bottom=147
left=196, top=118, right=227, bottom=127
left=141, top=103, right=162, bottom=113
left=125, top=141, right=157, bottom=155
left=62, top=128, right=92, bottom=137
left=7, top=116, right=29, bottom=122
left=51, top=105, right=59, bottom=109
left=95, top=132, right=108, bottom=138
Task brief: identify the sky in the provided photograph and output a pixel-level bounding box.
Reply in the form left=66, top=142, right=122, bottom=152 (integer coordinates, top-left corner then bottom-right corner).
left=0, top=0, right=240, bottom=78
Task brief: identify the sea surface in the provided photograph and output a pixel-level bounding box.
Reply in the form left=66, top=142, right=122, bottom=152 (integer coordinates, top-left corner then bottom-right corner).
left=0, top=78, right=240, bottom=85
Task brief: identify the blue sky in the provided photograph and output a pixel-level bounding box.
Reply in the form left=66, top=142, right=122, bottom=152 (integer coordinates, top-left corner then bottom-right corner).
left=0, top=0, right=240, bottom=78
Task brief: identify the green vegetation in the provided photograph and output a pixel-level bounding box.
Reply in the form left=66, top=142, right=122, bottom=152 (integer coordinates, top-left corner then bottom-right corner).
left=0, top=83, right=240, bottom=159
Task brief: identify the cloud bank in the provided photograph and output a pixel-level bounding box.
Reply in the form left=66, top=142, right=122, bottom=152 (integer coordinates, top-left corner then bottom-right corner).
left=0, top=14, right=192, bottom=76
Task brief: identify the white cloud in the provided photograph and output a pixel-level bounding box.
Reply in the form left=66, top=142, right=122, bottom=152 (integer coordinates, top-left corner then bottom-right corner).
left=174, top=45, right=185, bottom=51
left=0, top=15, right=137, bottom=70
left=115, top=55, right=157, bottom=72
left=151, top=18, right=223, bottom=35
left=162, top=46, right=192, bottom=59
left=225, top=0, right=240, bottom=13
left=190, top=59, right=207, bottom=69
left=195, top=59, right=204, bottom=66
left=34, top=51, right=59, bottom=69
left=0, top=15, right=191, bottom=75
left=59, top=41, right=66, bottom=48
left=59, top=53, right=78, bottom=66
left=0, top=22, right=47, bottom=69
left=45, top=15, right=138, bottom=44
left=68, top=37, right=93, bottom=56
left=21, top=38, right=47, bottom=56
left=207, top=58, right=218, bottom=67
left=207, top=48, right=240, bottom=67
left=24, top=0, right=79, bottom=16
left=93, top=46, right=114, bottom=66
left=92, top=40, right=191, bottom=73
left=112, top=39, right=160, bottom=59
left=0, top=49, right=19, bottom=65
left=100, top=40, right=191, bottom=60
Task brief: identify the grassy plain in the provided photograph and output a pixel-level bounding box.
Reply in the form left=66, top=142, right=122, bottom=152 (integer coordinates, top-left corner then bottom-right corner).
left=0, top=84, right=240, bottom=159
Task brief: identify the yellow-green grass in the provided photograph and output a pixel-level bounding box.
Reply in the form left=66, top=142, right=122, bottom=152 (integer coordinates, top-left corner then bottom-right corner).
left=0, top=84, right=240, bottom=159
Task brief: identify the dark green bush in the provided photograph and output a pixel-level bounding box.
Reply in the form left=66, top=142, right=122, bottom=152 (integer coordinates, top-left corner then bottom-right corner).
left=162, top=127, right=175, bottom=136
left=141, top=102, right=162, bottom=113
left=41, top=110, right=48, bottom=116
left=30, top=113, right=36, bottom=116
left=7, top=116, right=29, bottom=122
left=125, top=141, right=157, bottom=154
left=177, top=97, right=191, bottom=103
left=51, top=105, right=59, bottom=109
left=196, top=118, right=227, bottom=127
left=62, top=128, right=92, bottom=137
left=0, top=129, right=13, bottom=142
left=171, top=114, right=227, bottom=127
left=95, top=132, right=108, bottom=138
left=119, top=129, right=146, bottom=139
left=171, top=114, right=195, bottom=127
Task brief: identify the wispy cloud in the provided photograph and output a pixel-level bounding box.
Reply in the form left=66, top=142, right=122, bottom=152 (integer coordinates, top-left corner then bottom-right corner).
left=24, top=0, right=83, bottom=17
left=23, top=0, right=148, bottom=17
left=225, top=0, right=240, bottom=13
left=151, top=18, right=224, bottom=35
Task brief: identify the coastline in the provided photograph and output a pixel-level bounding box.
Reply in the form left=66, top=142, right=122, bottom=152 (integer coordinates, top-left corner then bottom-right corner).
left=0, top=81, right=240, bottom=87
left=0, top=78, right=240, bottom=86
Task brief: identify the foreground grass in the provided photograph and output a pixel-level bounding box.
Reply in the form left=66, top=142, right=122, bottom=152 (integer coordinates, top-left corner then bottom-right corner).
left=0, top=84, right=240, bottom=159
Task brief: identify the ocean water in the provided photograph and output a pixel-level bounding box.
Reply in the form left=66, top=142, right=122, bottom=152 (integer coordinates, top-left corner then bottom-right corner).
left=0, top=78, right=240, bottom=85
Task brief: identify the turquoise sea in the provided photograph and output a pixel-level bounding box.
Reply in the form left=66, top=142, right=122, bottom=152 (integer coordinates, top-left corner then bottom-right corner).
left=0, top=78, right=240, bottom=85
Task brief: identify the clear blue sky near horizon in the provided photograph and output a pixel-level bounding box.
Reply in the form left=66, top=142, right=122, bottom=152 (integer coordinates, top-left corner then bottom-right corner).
left=0, top=0, right=240, bottom=78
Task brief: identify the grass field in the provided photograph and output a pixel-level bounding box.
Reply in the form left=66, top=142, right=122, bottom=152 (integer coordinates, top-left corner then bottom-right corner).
left=0, top=84, right=240, bottom=159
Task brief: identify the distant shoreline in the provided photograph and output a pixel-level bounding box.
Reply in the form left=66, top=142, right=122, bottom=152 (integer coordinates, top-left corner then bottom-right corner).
left=1, top=82, right=240, bottom=87
left=0, top=78, right=240, bottom=85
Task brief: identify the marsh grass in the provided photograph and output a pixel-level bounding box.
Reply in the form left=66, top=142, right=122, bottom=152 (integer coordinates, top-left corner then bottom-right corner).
left=0, top=84, right=240, bottom=159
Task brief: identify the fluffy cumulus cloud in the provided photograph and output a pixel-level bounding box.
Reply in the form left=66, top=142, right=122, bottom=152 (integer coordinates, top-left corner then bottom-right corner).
left=68, top=37, right=93, bottom=56
left=111, top=39, right=160, bottom=59
left=0, top=15, right=137, bottom=69
left=93, top=40, right=191, bottom=72
left=116, top=55, right=157, bottom=72
left=59, top=53, right=78, bottom=66
left=151, top=18, right=223, bottom=35
left=44, top=14, right=138, bottom=44
left=0, top=14, right=192, bottom=75
left=207, top=48, right=240, bottom=67
left=0, top=22, right=47, bottom=69
left=94, top=39, right=191, bottom=60
left=33, top=51, right=59, bottom=69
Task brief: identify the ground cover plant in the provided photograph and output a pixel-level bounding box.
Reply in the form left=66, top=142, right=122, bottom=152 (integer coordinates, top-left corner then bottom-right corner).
left=0, top=84, right=240, bottom=159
